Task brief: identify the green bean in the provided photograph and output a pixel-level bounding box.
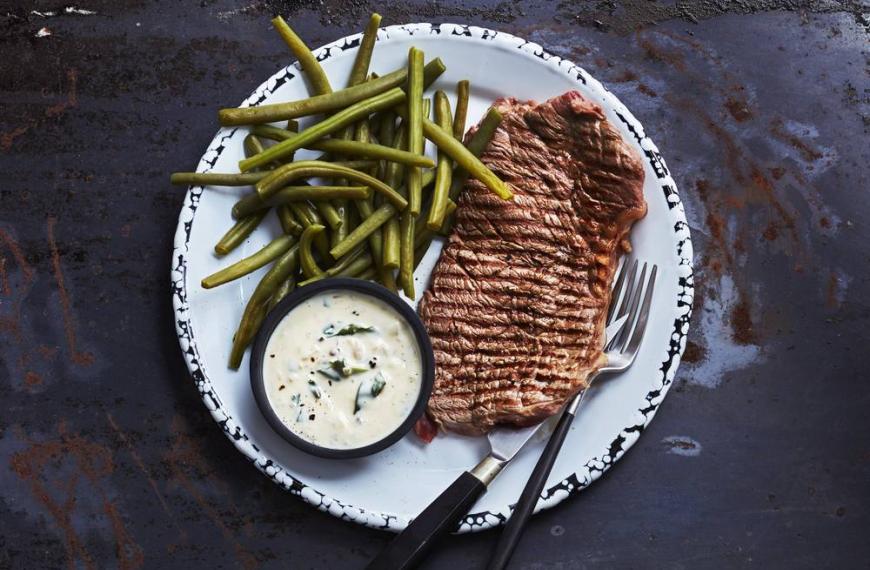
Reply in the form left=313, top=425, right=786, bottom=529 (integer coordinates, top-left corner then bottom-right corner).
left=287, top=120, right=299, bottom=132
left=218, top=59, right=446, bottom=126
left=327, top=13, right=381, bottom=189
left=330, top=203, right=396, bottom=259
left=354, top=118, right=378, bottom=175
left=171, top=157, right=378, bottom=186
left=328, top=245, right=367, bottom=276
left=396, top=105, right=510, bottom=200
left=354, top=117, right=379, bottom=255
left=331, top=199, right=349, bottom=250
left=228, top=244, right=300, bottom=369
left=354, top=116, right=379, bottom=213
left=377, top=111, right=396, bottom=181
left=414, top=198, right=456, bottom=248
left=427, top=90, right=454, bottom=230
left=288, top=202, right=330, bottom=259
left=406, top=48, right=424, bottom=215
left=332, top=159, right=379, bottom=170
left=356, top=267, right=377, bottom=281
left=233, top=186, right=370, bottom=219
left=215, top=209, right=268, bottom=256
left=355, top=198, right=383, bottom=269
left=268, top=275, right=297, bottom=311
left=453, top=80, right=470, bottom=140
left=384, top=123, right=407, bottom=192
left=336, top=252, right=373, bottom=277
left=435, top=198, right=459, bottom=236
left=399, top=210, right=415, bottom=299
left=314, top=200, right=343, bottom=230
left=299, top=224, right=326, bottom=279
left=382, top=217, right=400, bottom=269
left=240, top=89, right=407, bottom=171
left=170, top=171, right=266, bottom=187
left=243, top=134, right=267, bottom=160
left=298, top=243, right=370, bottom=287
left=423, top=113, right=510, bottom=199
left=448, top=107, right=503, bottom=201
left=414, top=233, right=433, bottom=269
left=251, top=125, right=433, bottom=169
left=276, top=205, right=303, bottom=235
left=380, top=268, right=398, bottom=293
left=202, top=235, right=296, bottom=289
left=348, top=13, right=381, bottom=86
left=256, top=160, right=408, bottom=210
left=271, top=16, right=332, bottom=96
left=272, top=185, right=368, bottom=203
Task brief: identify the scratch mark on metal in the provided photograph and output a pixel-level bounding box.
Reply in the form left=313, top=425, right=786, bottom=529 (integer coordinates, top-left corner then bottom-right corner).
left=105, top=411, right=185, bottom=537
left=47, top=216, right=94, bottom=366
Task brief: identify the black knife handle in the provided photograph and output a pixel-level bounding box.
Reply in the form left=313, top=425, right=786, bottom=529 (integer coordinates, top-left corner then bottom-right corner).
left=366, top=471, right=487, bottom=570
left=486, top=410, right=576, bottom=570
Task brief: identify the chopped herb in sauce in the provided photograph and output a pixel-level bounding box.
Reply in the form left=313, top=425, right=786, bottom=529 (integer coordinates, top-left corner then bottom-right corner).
left=328, top=359, right=368, bottom=377
left=307, top=380, right=322, bottom=399
left=317, top=368, right=341, bottom=381
left=371, top=373, right=386, bottom=397
left=291, top=393, right=304, bottom=422
left=353, top=383, right=364, bottom=414
left=354, top=373, right=387, bottom=414
left=323, top=323, right=375, bottom=337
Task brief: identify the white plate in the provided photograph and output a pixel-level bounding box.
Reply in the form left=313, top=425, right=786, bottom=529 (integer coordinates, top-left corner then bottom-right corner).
left=171, top=23, right=693, bottom=533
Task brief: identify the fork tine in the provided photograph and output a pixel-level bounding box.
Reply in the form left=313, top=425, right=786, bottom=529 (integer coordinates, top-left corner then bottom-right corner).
left=617, top=262, right=647, bottom=352
left=624, top=264, right=657, bottom=358
left=607, top=257, right=631, bottom=323
left=615, top=259, right=638, bottom=321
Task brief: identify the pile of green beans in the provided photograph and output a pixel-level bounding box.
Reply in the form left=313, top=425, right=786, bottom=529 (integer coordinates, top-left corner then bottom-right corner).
left=169, top=12, right=508, bottom=369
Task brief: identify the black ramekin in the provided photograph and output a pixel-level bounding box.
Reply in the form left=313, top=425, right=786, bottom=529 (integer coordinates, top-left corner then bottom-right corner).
left=250, top=278, right=434, bottom=459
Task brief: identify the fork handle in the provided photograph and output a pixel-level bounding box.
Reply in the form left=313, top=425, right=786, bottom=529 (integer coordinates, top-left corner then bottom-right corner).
left=486, top=408, right=577, bottom=570
left=367, top=458, right=498, bottom=570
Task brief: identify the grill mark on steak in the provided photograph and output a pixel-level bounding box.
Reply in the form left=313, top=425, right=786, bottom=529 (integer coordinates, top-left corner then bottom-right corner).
left=418, top=91, right=647, bottom=436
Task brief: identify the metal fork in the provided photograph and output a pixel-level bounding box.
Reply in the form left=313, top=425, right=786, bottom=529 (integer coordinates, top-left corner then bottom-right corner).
left=486, top=259, right=658, bottom=570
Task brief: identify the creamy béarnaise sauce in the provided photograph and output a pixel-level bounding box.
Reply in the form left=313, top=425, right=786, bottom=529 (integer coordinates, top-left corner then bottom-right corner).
left=263, top=290, right=423, bottom=450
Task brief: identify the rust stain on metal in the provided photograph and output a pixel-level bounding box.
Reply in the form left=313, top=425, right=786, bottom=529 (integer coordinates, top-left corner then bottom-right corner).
left=725, top=96, right=753, bottom=122
left=105, top=412, right=183, bottom=537
left=638, top=36, right=686, bottom=71
left=770, top=117, right=823, bottom=161
left=165, top=416, right=258, bottom=569
left=0, top=227, right=35, bottom=341
left=24, top=371, right=43, bottom=386
left=762, top=222, right=780, bottom=242
left=0, top=227, right=34, bottom=281
left=730, top=295, right=757, bottom=345
left=637, top=83, right=658, bottom=97
left=1, top=68, right=77, bottom=152
left=103, top=500, right=146, bottom=570
left=9, top=422, right=143, bottom=570
left=0, top=255, right=9, bottom=295
left=47, top=216, right=95, bottom=367
left=681, top=340, right=707, bottom=364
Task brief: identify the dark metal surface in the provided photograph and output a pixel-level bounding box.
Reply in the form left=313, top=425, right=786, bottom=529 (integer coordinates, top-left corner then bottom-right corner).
left=1, top=1, right=868, bottom=568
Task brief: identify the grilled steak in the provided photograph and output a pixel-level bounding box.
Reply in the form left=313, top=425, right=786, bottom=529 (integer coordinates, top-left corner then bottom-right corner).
left=417, top=91, right=647, bottom=437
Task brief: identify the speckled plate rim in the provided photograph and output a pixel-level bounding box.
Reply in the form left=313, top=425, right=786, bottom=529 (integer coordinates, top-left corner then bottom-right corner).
left=171, top=23, right=694, bottom=533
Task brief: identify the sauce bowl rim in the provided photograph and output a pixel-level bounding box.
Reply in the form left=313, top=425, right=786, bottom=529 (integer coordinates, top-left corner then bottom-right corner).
left=249, top=278, right=435, bottom=460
